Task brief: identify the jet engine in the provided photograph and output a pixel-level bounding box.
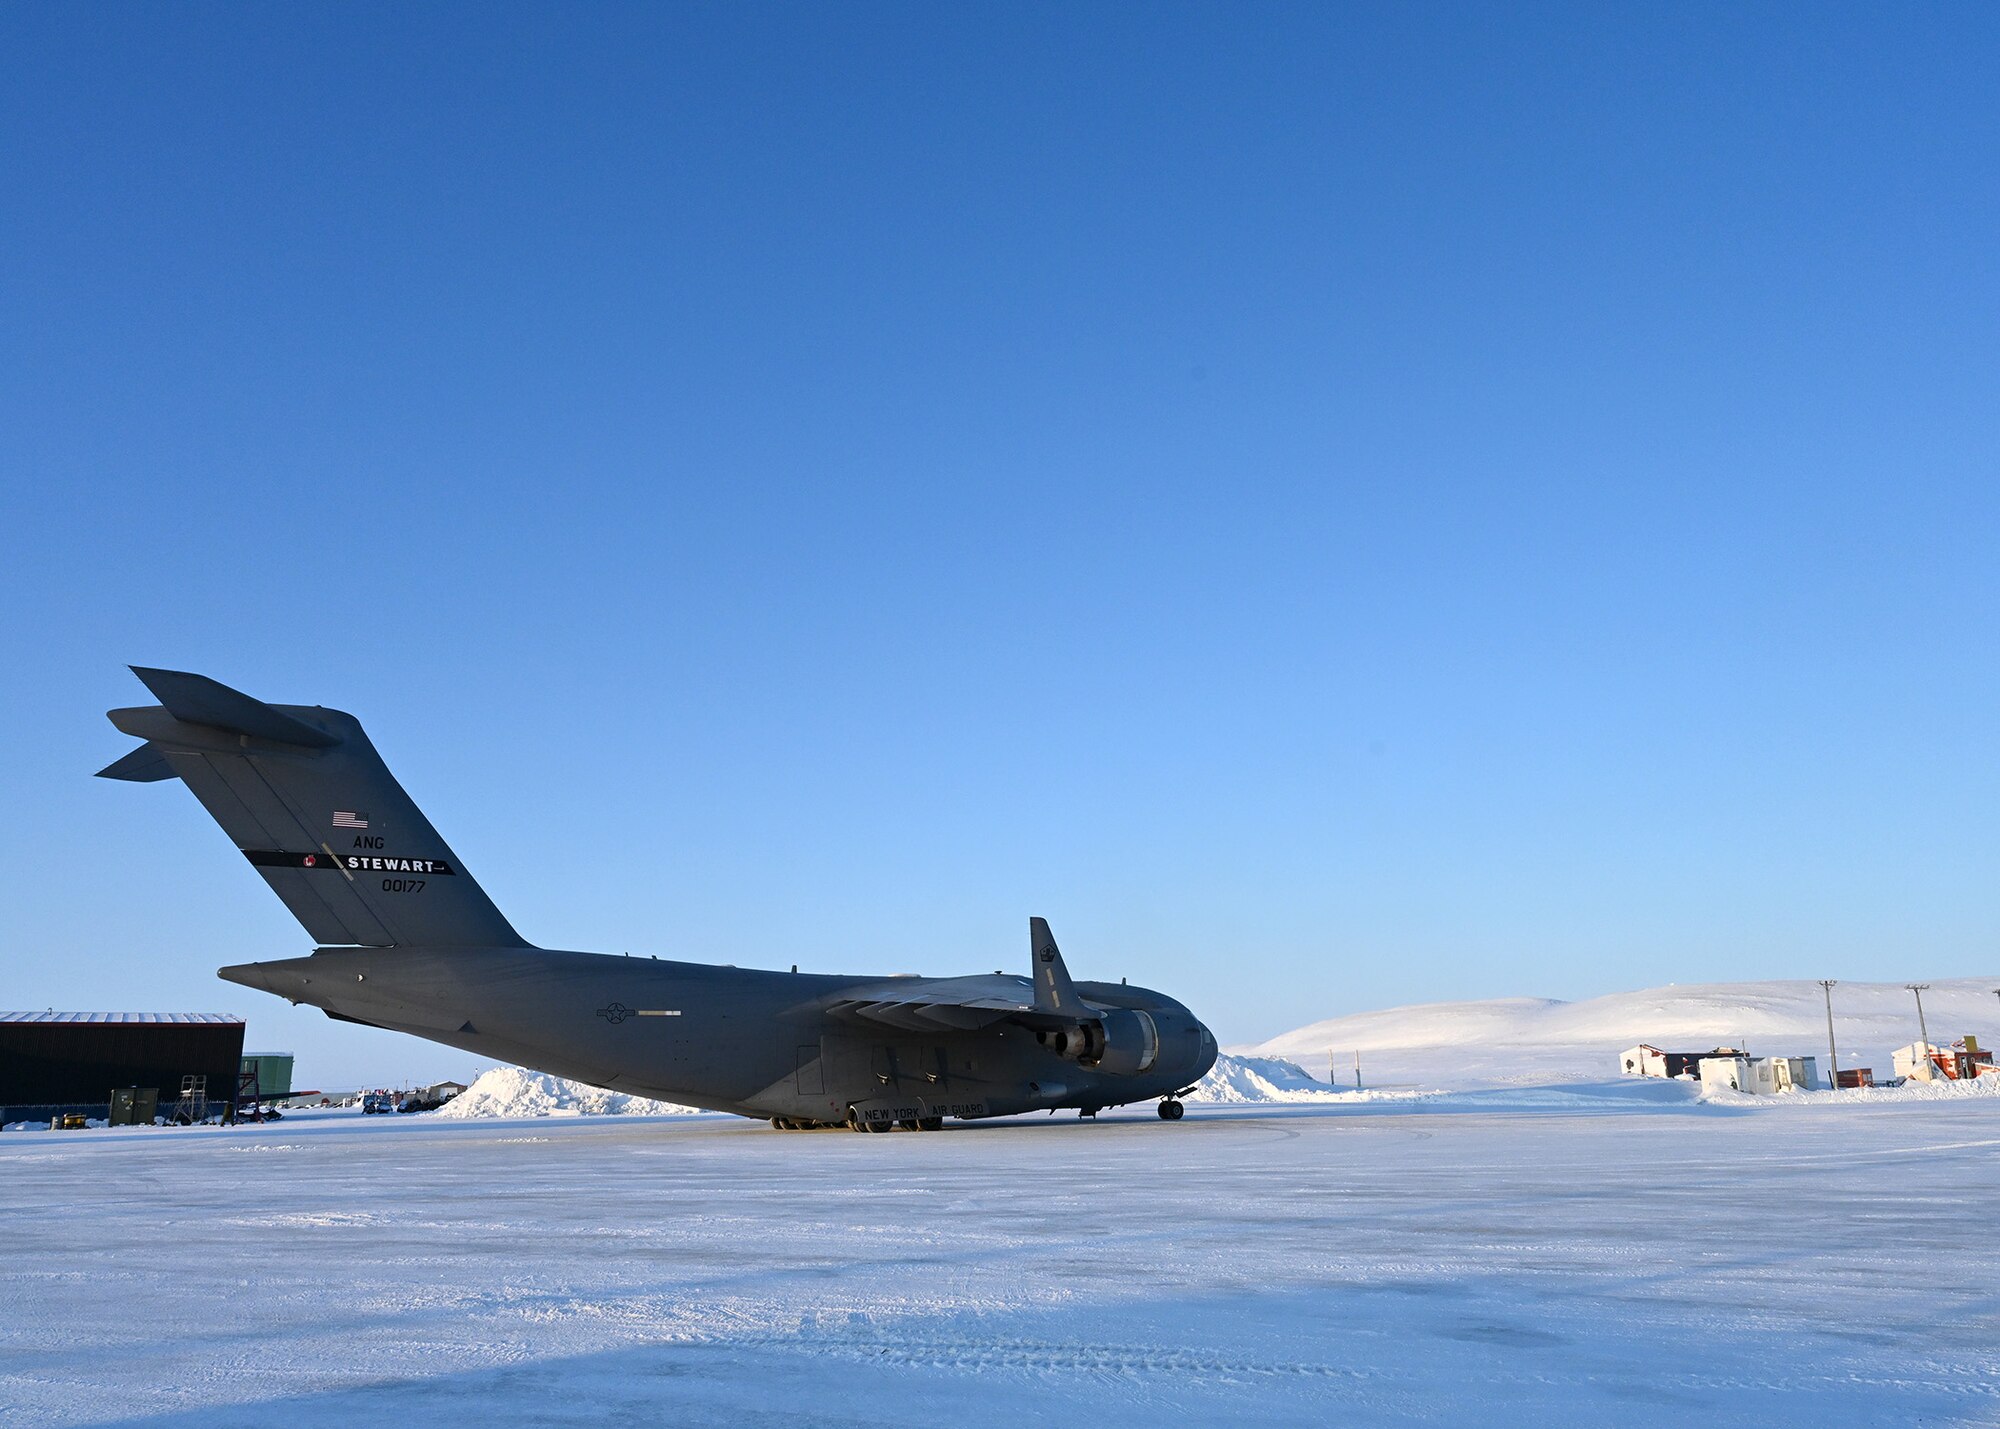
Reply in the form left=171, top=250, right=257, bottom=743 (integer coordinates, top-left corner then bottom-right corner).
left=1036, top=1023, right=1100, bottom=1061
left=1036, top=1009, right=1159, bottom=1075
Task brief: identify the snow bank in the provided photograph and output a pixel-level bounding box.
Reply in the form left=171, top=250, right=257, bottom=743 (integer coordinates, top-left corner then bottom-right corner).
left=1194, top=1053, right=1328, bottom=1101
left=434, top=1066, right=703, bottom=1119
left=1240, top=975, right=2000, bottom=1091
left=1189, top=1053, right=1430, bottom=1105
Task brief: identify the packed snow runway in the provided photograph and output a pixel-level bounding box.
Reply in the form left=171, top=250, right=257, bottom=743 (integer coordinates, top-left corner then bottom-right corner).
left=5, top=1091, right=1998, bottom=1427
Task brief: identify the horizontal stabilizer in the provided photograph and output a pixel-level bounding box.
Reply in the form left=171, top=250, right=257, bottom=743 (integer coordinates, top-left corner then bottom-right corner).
left=95, top=746, right=177, bottom=782
left=129, top=666, right=340, bottom=749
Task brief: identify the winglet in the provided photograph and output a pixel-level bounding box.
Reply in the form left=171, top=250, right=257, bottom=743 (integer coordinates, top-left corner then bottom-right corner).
left=125, top=667, right=339, bottom=749
left=1029, top=916, right=1082, bottom=1014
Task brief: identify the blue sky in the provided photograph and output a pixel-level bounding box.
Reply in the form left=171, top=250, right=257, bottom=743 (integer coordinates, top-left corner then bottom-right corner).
left=3, top=5, right=1997, bottom=1086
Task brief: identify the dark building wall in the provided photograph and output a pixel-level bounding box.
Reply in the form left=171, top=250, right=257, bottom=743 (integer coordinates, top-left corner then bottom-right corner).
left=0, top=1022, right=246, bottom=1111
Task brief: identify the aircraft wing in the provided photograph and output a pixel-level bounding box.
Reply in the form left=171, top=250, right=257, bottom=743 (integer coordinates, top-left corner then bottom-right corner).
left=821, top=974, right=1074, bottom=1033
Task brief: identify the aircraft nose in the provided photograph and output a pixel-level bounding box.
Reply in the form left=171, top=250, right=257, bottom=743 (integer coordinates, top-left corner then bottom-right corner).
left=1188, top=1018, right=1218, bottom=1079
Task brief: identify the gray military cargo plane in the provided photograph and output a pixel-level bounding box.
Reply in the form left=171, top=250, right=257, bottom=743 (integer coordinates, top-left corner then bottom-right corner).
left=99, top=668, right=1217, bottom=1130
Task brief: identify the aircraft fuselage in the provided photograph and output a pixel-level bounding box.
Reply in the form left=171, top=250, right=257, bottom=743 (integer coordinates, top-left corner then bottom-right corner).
left=223, top=947, right=1215, bottom=1124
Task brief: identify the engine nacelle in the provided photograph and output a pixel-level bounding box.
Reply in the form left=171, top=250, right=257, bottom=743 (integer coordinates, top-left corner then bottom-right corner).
left=1091, top=1008, right=1159, bottom=1075
left=1037, top=1023, right=1104, bottom=1062
left=1037, top=1010, right=1159, bottom=1075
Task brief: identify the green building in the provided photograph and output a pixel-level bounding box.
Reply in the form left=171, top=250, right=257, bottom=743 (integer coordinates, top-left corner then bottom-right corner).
left=239, top=1053, right=295, bottom=1099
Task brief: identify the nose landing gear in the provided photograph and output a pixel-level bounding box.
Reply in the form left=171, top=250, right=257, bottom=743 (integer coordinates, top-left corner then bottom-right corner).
left=1157, top=1099, right=1185, bottom=1120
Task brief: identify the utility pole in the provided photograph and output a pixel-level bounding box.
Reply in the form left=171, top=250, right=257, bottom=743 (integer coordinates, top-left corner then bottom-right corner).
left=1818, top=980, right=1839, bottom=1090
left=1907, top=983, right=1933, bottom=1079
left=1355, top=1050, right=1362, bottom=1092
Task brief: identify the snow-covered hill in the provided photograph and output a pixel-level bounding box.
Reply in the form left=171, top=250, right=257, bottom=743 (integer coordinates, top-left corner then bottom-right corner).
left=1238, top=976, right=2000, bottom=1090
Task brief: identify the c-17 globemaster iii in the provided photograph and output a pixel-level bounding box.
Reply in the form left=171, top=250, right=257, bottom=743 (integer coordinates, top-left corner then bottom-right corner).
left=99, top=668, right=1218, bottom=1130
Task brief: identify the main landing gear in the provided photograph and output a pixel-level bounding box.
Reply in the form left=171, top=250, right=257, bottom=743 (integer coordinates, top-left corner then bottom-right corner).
left=825, top=1108, right=944, bottom=1132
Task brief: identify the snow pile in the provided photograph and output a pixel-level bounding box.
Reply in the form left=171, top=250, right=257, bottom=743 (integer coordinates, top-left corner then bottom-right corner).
left=434, top=1066, right=702, bottom=1119
left=1192, top=1053, right=1331, bottom=1103
left=1190, top=1053, right=1427, bottom=1104
left=1241, top=976, right=2000, bottom=1091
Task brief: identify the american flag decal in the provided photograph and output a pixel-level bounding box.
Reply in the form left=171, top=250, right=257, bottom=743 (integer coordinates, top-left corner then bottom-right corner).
left=333, top=811, right=369, bottom=829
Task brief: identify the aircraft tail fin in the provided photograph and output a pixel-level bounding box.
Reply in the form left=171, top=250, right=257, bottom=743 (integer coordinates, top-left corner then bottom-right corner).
left=99, top=667, right=527, bottom=949
left=1029, top=916, right=1083, bottom=1015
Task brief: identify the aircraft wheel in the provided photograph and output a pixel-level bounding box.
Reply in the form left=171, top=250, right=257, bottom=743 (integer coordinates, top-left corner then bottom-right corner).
left=770, top=1116, right=786, bottom=1130
left=866, top=1117, right=891, bottom=1132
left=917, top=1116, right=944, bottom=1131
left=1158, top=1099, right=1185, bottom=1120
left=845, top=1107, right=864, bottom=1132
left=899, top=1118, right=921, bottom=1132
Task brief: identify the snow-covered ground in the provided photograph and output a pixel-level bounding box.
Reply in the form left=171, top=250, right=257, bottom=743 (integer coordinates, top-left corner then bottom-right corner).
left=5, top=1091, right=1998, bottom=1426
left=1242, top=974, right=2000, bottom=1089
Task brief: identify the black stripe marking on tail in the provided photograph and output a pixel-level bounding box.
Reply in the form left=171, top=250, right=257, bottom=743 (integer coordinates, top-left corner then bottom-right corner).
left=243, top=850, right=457, bottom=875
